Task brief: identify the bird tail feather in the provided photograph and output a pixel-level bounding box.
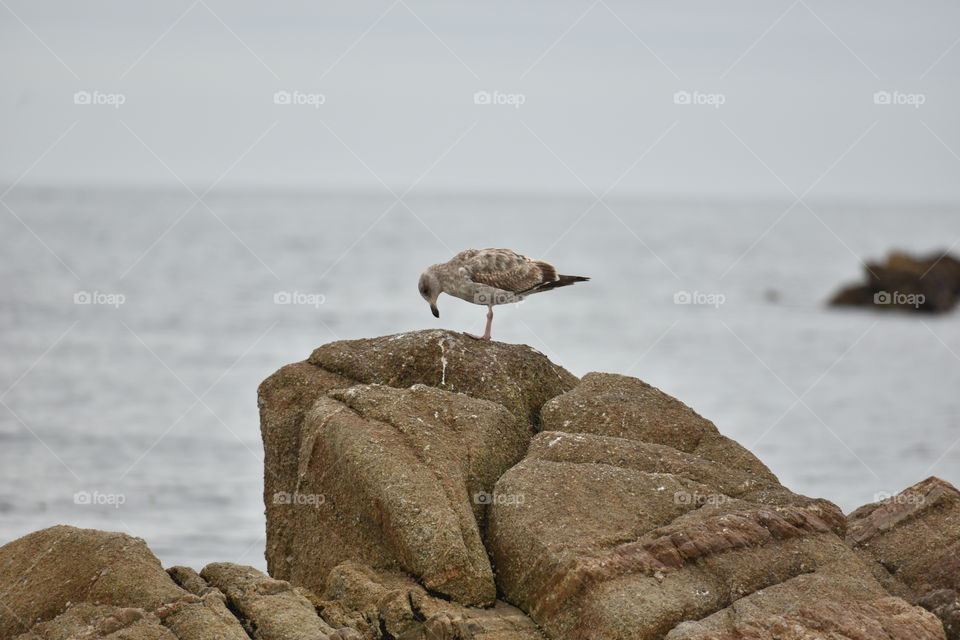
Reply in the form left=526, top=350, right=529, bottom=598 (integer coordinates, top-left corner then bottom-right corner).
left=526, top=274, right=589, bottom=294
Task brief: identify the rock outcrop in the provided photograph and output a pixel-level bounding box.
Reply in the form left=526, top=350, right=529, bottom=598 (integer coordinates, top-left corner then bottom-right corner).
left=259, top=330, right=577, bottom=605
left=846, top=477, right=960, bottom=638
left=487, top=374, right=921, bottom=640
left=829, top=250, right=960, bottom=313
left=1, top=330, right=955, bottom=640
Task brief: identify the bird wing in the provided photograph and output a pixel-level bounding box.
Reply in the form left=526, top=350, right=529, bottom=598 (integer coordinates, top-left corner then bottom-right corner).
left=460, top=248, right=557, bottom=293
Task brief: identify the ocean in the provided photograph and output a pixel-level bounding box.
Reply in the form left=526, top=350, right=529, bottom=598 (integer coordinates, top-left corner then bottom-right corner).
left=1, top=186, right=958, bottom=570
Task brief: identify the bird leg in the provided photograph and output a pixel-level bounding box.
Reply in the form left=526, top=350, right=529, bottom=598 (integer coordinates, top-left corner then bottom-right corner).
left=465, top=305, right=494, bottom=341
left=483, top=305, right=493, bottom=340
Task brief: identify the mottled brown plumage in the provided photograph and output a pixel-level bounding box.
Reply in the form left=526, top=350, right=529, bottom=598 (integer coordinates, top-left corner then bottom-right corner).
left=464, top=248, right=558, bottom=293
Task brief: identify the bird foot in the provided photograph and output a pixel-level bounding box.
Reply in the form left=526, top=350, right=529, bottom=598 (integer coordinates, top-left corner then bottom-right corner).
left=463, top=332, right=491, bottom=341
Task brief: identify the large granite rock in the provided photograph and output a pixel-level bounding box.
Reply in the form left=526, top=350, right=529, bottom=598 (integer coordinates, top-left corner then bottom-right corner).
left=671, top=597, right=946, bottom=640
left=259, top=330, right=578, bottom=605
left=318, top=562, right=546, bottom=640
left=847, top=477, right=960, bottom=639
left=0, top=526, right=250, bottom=640
left=200, top=562, right=360, bottom=640
left=829, top=250, right=960, bottom=313
left=13, top=604, right=178, bottom=640
left=847, top=476, right=960, bottom=596
left=487, top=373, right=942, bottom=640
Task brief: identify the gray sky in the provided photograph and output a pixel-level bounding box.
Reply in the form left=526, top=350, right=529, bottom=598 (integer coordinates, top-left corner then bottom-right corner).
left=2, top=0, right=959, bottom=201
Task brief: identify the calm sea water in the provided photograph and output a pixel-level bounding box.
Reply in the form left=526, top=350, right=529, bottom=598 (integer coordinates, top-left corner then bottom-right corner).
left=1, top=187, right=958, bottom=570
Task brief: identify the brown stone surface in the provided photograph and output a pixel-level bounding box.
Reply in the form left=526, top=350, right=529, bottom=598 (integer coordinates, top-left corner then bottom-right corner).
left=672, top=597, right=946, bottom=640
left=0, top=525, right=185, bottom=637
left=320, top=562, right=546, bottom=640
left=200, top=562, right=358, bottom=640
left=305, top=329, right=578, bottom=425
left=921, top=590, right=960, bottom=640
left=13, top=604, right=177, bottom=640
left=260, top=329, right=578, bottom=607
left=0, top=526, right=252, bottom=640
left=488, top=373, right=910, bottom=640
left=259, top=360, right=356, bottom=586
left=847, top=476, right=960, bottom=595
left=275, top=382, right=530, bottom=606
left=540, top=372, right=777, bottom=479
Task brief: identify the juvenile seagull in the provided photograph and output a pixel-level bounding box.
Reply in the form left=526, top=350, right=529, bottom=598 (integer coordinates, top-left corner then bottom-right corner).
left=418, top=248, right=589, bottom=340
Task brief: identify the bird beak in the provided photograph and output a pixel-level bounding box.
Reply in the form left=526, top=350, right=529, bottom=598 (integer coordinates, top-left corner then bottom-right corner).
left=431, top=303, right=439, bottom=318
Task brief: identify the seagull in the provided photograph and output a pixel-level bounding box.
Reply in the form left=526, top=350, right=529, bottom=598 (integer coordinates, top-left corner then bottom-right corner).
left=418, top=248, right=589, bottom=340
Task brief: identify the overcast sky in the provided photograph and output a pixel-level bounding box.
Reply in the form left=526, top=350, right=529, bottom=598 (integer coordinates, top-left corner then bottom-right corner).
left=2, top=0, right=959, bottom=201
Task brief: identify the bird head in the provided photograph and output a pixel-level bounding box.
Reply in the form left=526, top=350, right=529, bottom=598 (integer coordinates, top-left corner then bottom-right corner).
left=418, top=269, right=441, bottom=318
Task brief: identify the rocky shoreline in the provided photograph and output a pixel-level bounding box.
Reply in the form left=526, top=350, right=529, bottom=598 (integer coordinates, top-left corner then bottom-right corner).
left=1, top=330, right=958, bottom=639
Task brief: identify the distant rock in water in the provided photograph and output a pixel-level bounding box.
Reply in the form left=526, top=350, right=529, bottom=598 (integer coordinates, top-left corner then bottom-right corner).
left=829, top=250, right=960, bottom=313
left=0, top=330, right=956, bottom=639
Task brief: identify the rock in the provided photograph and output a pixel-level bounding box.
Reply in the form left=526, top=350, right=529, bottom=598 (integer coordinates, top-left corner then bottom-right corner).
left=13, top=604, right=177, bottom=640
left=829, top=250, right=960, bottom=313
left=920, top=590, right=960, bottom=640
left=0, top=526, right=250, bottom=640
left=847, top=477, right=960, bottom=595
left=0, top=525, right=185, bottom=637
left=670, top=597, right=946, bottom=640
left=273, top=382, right=530, bottom=606
left=166, top=566, right=212, bottom=597
left=320, top=562, right=546, bottom=640
left=260, top=330, right=577, bottom=606
left=259, top=360, right=356, bottom=588
left=540, top=373, right=777, bottom=480
left=305, top=329, right=578, bottom=425
left=200, top=562, right=353, bottom=640
left=488, top=373, right=910, bottom=640
left=164, top=566, right=250, bottom=640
